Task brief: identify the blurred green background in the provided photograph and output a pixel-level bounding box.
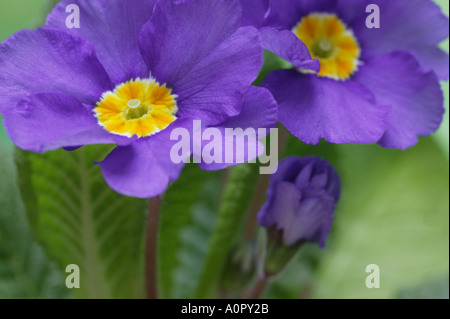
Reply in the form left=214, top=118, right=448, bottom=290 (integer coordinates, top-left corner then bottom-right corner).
left=0, top=0, right=448, bottom=299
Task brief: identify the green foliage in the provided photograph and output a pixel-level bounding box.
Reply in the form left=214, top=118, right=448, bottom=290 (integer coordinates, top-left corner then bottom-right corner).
left=313, top=140, right=449, bottom=298
left=158, top=164, right=222, bottom=298
left=195, top=163, right=260, bottom=298
left=259, top=136, right=449, bottom=299
left=0, top=146, right=68, bottom=298
left=0, top=0, right=448, bottom=301
left=16, top=146, right=147, bottom=299
left=172, top=181, right=221, bottom=298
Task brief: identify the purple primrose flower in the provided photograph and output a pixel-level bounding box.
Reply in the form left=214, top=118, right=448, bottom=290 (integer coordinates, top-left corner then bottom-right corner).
left=258, top=156, right=341, bottom=247
left=0, top=0, right=286, bottom=198
left=241, top=0, right=448, bottom=150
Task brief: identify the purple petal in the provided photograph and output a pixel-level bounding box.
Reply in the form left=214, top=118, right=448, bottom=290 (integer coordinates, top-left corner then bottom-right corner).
left=266, top=0, right=338, bottom=29
left=0, top=28, right=112, bottom=112
left=196, top=86, right=278, bottom=171
left=287, top=189, right=335, bottom=247
left=262, top=70, right=390, bottom=145
left=46, top=0, right=156, bottom=84
left=99, top=138, right=184, bottom=198
left=407, top=46, right=449, bottom=81
left=259, top=27, right=320, bottom=71
left=99, top=142, right=168, bottom=198
left=219, top=86, right=278, bottom=132
left=354, top=51, right=445, bottom=150
left=294, top=161, right=314, bottom=188
left=259, top=181, right=335, bottom=247
left=340, top=0, right=449, bottom=80
left=140, top=0, right=241, bottom=85
left=139, top=0, right=263, bottom=125
left=278, top=156, right=341, bottom=201
left=2, top=92, right=129, bottom=153
left=240, top=0, right=270, bottom=28
left=146, top=118, right=194, bottom=180
left=260, top=181, right=301, bottom=237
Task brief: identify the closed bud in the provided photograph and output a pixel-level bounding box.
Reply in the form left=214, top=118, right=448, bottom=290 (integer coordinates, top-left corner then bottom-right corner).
left=258, top=156, right=341, bottom=275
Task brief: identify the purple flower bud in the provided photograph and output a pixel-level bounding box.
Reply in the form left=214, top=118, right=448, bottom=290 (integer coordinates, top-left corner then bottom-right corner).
left=258, top=156, right=341, bottom=248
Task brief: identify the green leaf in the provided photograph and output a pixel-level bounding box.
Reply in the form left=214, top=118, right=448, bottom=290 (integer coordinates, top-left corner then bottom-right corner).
left=194, top=163, right=260, bottom=298
left=313, top=139, right=449, bottom=298
left=16, top=145, right=147, bottom=299
left=0, top=145, right=68, bottom=298
left=158, top=164, right=222, bottom=298
left=172, top=191, right=220, bottom=298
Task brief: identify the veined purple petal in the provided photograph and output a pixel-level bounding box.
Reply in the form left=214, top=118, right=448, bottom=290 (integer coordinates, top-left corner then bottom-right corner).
left=99, top=141, right=173, bottom=198
left=46, top=0, right=156, bottom=84
left=197, top=86, right=278, bottom=171
left=262, top=69, right=390, bottom=145
left=175, top=26, right=263, bottom=125
left=354, top=51, right=445, bottom=150
left=240, top=0, right=270, bottom=28
left=0, top=28, right=112, bottom=112
left=265, top=0, right=339, bottom=30
left=2, top=92, right=129, bottom=153
left=145, top=118, right=194, bottom=181
left=338, top=0, right=449, bottom=80
left=139, top=0, right=241, bottom=85
left=259, top=27, right=320, bottom=71
left=139, top=0, right=263, bottom=125
left=98, top=129, right=187, bottom=198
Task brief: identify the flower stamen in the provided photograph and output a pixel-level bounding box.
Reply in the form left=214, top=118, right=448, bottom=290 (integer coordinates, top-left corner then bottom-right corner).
left=127, top=99, right=141, bottom=109
left=292, top=13, right=361, bottom=80
left=94, top=77, right=178, bottom=138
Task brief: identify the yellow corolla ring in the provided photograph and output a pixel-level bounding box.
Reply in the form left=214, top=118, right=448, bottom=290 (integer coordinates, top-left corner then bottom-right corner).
left=293, top=13, right=361, bottom=80
left=94, top=77, right=178, bottom=138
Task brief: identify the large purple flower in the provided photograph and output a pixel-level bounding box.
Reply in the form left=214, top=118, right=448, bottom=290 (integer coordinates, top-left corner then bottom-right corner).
left=241, top=0, right=448, bottom=149
left=0, top=0, right=280, bottom=198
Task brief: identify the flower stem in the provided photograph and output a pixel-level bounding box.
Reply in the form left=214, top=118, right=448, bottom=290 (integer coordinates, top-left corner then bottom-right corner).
left=247, top=276, right=269, bottom=299
left=194, top=163, right=260, bottom=298
left=145, top=196, right=161, bottom=299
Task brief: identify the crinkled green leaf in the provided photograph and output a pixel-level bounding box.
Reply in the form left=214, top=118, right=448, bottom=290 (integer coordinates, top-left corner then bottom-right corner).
left=158, top=164, right=222, bottom=298
left=0, top=145, right=69, bottom=298
left=16, top=146, right=147, bottom=299
left=173, top=193, right=219, bottom=298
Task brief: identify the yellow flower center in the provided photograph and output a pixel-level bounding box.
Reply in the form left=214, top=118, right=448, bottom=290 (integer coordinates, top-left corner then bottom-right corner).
left=292, top=13, right=361, bottom=80
left=94, top=77, right=178, bottom=138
